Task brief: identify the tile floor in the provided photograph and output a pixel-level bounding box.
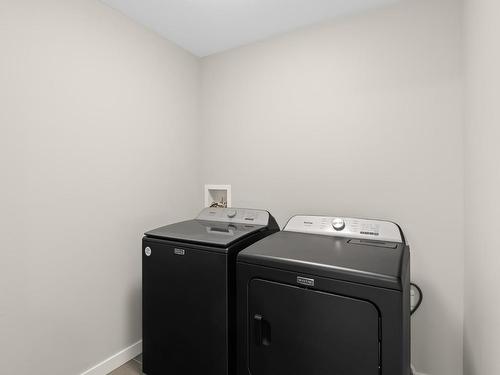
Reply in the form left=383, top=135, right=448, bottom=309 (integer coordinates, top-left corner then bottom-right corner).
left=108, top=354, right=142, bottom=375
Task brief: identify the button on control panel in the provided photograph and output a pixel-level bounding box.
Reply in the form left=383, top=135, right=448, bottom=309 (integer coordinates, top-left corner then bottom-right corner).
left=197, top=207, right=270, bottom=226
left=284, top=215, right=402, bottom=243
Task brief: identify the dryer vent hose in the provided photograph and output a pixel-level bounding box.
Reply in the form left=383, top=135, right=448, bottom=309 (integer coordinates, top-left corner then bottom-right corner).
left=410, top=282, right=423, bottom=315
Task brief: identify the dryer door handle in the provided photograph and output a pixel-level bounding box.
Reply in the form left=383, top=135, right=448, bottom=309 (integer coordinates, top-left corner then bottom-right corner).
left=254, top=314, right=263, bottom=345
left=254, top=314, right=271, bottom=346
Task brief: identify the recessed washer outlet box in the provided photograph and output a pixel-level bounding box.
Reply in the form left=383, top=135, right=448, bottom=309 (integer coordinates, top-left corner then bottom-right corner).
left=204, top=184, right=231, bottom=208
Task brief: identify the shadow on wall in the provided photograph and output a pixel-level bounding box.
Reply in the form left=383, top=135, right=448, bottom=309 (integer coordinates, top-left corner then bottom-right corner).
left=127, top=278, right=142, bottom=343
left=411, top=279, right=461, bottom=375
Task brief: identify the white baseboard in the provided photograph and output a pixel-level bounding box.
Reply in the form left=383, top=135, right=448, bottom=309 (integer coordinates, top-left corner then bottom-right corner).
left=80, top=340, right=142, bottom=375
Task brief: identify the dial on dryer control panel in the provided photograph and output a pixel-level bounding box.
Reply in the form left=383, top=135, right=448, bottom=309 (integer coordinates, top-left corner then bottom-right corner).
left=331, top=218, right=345, bottom=231
left=284, top=215, right=402, bottom=243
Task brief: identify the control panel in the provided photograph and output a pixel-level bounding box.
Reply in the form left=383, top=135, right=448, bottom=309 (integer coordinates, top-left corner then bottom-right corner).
left=284, top=215, right=403, bottom=243
left=197, top=207, right=270, bottom=226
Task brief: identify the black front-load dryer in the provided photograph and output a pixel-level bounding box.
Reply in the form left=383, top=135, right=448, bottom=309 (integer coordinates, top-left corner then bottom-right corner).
left=142, top=207, right=279, bottom=375
left=237, top=215, right=410, bottom=375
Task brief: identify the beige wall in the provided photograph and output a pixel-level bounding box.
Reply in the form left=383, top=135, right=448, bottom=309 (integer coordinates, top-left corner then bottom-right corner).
left=0, top=0, right=200, bottom=374
left=464, top=0, right=500, bottom=374
left=200, top=1, right=464, bottom=374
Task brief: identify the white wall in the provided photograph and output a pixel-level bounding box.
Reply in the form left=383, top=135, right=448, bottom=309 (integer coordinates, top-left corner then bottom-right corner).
left=464, top=0, right=500, bottom=374
left=0, top=1, right=200, bottom=374
left=200, top=1, right=464, bottom=374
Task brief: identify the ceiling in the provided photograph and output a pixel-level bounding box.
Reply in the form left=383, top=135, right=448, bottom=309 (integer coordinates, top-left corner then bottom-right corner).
left=100, top=0, right=400, bottom=57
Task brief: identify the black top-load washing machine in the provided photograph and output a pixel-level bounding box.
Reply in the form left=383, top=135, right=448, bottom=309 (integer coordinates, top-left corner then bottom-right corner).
left=237, top=215, right=410, bottom=375
left=142, top=207, right=279, bottom=375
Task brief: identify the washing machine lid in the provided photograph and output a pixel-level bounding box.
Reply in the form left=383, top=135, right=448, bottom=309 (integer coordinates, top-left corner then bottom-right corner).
left=144, top=207, right=271, bottom=248
left=238, top=215, right=408, bottom=290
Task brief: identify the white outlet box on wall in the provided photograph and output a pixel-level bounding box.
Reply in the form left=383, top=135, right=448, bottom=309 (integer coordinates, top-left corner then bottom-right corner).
left=204, top=184, right=231, bottom=208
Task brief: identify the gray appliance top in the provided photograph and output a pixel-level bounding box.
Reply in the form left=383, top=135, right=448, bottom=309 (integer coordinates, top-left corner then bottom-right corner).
left=239, top=216, right=408, bottom=290
left=144, top=207, right=271, bottom=247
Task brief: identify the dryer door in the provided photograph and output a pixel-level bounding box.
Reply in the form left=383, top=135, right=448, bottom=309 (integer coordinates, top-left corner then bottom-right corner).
left=248, top=279, right=380, bottom=375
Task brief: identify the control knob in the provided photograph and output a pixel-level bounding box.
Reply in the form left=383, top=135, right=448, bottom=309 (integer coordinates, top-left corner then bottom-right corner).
left=226, top=209, right=237, bottom=218
left=332, top=218, right=345, bottom=231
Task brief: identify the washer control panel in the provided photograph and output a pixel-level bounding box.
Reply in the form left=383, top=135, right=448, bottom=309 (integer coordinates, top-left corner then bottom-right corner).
left=284, top=215, right=402, bottom=243
left=197, top=207, right=270, bottom=226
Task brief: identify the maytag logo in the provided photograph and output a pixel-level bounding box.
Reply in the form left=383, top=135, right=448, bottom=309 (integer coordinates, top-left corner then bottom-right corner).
left=297, top=276, right=315, bottom=287
left=174, top=248, right=185, bottom=256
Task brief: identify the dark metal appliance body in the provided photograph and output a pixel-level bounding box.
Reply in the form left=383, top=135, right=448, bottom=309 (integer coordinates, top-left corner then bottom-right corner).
left=142, top=207, right=279, bottom=375
left=237, top=215, right=410, bottom=375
